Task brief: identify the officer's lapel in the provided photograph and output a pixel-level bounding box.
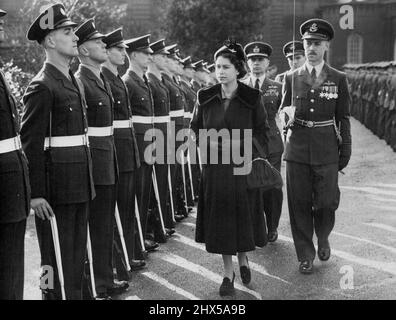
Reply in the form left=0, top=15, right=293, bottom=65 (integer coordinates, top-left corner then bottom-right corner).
left=129, top=70, right=149, bottom=91
left=46, top=63, right=80, bottom=95
left=81, top=65, right=111, bottom=97
left=297, top=66, right=313, bottom=87
left=313, top=63, right=329, bottom=89
left=260, top=77, right=270, bottom=92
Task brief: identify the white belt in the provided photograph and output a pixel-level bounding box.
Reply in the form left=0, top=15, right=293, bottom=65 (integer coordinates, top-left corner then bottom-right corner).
left=88, top=126, right=114, bottom=137
left=170, top=110, right=185, bottom=118
left=113, top=120, right=133, bottom=129
left=184, top=112, right=193, bottom=119
left=44, top=134, right=89, bottom=150
left=132, top=116, right=154, bottom=124
left=153, top=115, right=170, bottom=123
left=0, top=135, right=22, bottom=154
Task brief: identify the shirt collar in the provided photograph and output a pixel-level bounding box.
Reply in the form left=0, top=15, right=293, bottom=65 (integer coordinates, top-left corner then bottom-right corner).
left=252, top=74, right=266, bottom=86
left=305, top=60, right=325, bottom=76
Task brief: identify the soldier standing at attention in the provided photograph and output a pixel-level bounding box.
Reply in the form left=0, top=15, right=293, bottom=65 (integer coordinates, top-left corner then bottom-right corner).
left=275, top=41, right=306, bottom=84
left=101, top=28, right=145, bottom=279
left=122, top=35, right=160, bottom=253
left=0, top=8, right=30, bottom=300
left=280, top=19, right=352, bottom=274
left=75, top=19, right=128, bottom=299
left=242, top=41, right=283, bottom=243
left=22, top=4, right=95, bottom=299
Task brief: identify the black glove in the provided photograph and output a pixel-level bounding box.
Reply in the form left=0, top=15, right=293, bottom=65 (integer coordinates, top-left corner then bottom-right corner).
left=338, top=143, right=351, bottom=171
left=338, top=156, right=350, bottom=171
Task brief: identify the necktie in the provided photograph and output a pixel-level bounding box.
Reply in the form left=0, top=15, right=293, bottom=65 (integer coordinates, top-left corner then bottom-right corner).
left=255, top=78, right=260, bottom=89
left=311, top=68, right=317, bottom=83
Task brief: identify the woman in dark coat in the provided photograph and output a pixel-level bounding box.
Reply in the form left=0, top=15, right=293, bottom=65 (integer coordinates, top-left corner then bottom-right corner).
left=190, top=41, right=270, bottom=296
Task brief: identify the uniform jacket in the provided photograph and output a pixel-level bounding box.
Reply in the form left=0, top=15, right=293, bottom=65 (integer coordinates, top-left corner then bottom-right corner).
left=21, top=63, right=95, bottom=204
left=280, top=63, right=352, bottom=165
left=162, top=73, right=185, bottom=128
left=75, top=65, right=117, bottom=185
left=102, top=67, right=140, bottom=173
left=0, top=70, right=31, bottom=223
left=191, top=82, right=270, bottom=162
left=242, top=75, right=284, bottom=155
left=180, top=79, right=197, bottom=127
left=122, top=70, right=154, bottom=162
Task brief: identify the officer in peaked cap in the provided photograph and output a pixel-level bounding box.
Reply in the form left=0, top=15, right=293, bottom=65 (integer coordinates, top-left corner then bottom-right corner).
left=74, top=18, right=105, bottom=46
left=280, top=18, right=351, bottom=274
left=75, top=19, right=129, bottom=299
left=0, top=7, right=30, bottom=300
left=21, top=3, right=95, bottom=300
left=275, top=41, right=306, bottom=83
left=125, top=34, right=153, bottom=54
left=242, top=41, right=284, bottom=243
left=192, top=60, right=210, bottom=88
left=101, top=28, right=145, bottom=281
left=161, top=44, right=191, bottom=220
left=27, top=3, right=77, bottom=43
left=146, top=39, right=176, bottom=242
left=123, top=34, right=161, bottom=254
left=300, top=18, right=334, bottom=41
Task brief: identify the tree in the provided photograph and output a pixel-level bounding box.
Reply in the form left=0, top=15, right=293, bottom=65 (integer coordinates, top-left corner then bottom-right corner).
left=165, top=0, right=270, bottom=62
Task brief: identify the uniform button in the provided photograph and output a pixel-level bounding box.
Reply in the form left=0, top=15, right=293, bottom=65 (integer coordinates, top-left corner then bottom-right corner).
left=85, top=128, right=88, bottom=133
left=69, top=107, right=73, bottom=111
left=310, top=108, right=314, bottom=112
left=142, top=98, right=144, bottom=100
left=12, top=113, right=16, bottom=118
left=310, top=99, right=314, bottom=103
left=311, top=90, right=314, bottom=93
left=118, top=101, right=121, bottom=104
left=99, top=102, right=103, bottom=106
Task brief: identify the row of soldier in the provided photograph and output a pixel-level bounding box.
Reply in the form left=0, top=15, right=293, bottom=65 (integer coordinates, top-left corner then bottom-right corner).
left=345, top=62, right=396, bottom=152
left=0, top=3, right=344, bottom=300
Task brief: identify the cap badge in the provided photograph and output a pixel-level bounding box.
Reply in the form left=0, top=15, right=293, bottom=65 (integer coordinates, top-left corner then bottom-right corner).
left=253, top=45, right=260, bottom=53
left=60, top=7, right=66, bottom=16
left=289, top=44, right=295, bottom=51
left=309, top=23, right=318, bottom=33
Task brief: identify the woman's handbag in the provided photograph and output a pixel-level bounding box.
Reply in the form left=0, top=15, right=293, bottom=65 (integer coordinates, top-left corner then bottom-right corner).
left=246, top=138, right=283, bottom=191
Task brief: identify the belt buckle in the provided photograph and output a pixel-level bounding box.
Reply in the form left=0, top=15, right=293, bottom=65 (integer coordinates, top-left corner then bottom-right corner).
left=306, top=121, right=314, bottom=128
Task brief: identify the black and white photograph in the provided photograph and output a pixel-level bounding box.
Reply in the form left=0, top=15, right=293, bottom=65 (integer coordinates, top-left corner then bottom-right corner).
left=0, top=0, right=396, bottom=305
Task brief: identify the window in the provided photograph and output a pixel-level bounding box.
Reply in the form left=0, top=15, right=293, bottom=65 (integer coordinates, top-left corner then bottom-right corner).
left=347, top=33, right=363, bottom=64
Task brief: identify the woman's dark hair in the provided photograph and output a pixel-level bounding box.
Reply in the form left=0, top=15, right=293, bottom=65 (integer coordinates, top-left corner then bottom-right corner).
left=214, top=40, right=248, bottom=79
left=215, top=51, right=248, bottom=80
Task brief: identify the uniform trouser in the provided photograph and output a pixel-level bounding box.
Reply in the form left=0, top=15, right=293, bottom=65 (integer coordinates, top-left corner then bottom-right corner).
left=35, top=202, right=88, bottom=300
left=262, top=153, right=283, bottom=232
left=154, top=163, right=172, bottom=229
left=89, top=185, right=116, bottom=295
left=113, top=171, right=137, bottom=280
left=0, top=219, right=26, bottom=300
left=286, top=161, right=339, bottom=262
left=136, top=162, right=153, bottom=238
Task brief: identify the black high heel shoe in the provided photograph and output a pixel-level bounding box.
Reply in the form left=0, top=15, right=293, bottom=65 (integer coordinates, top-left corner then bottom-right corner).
left=240, top=256, right=251, bottom=285
left=219, top=272, right=235, bottom=297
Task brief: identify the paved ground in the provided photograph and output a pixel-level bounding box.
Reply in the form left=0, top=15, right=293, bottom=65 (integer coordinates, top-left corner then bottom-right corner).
left=24, top=118, right=396, bottom=300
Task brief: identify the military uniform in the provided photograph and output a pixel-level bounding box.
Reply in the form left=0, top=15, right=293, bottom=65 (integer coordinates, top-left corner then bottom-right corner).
left=243, top=42, right=284, bottom=239
left=123, top=35, right=156, bottom=250
left=22, top=4, right=95, bottom=300
left=101, top=28, right=142, bottom=279
left=75, top=20, right=119, bottom=297
left=281, top=19, right=352, bottom=269
left=0, top=12, right=31, bottom=297
left=275, top=41, right=305, bottom=84
left=161, top=51, right=188, bottom=217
